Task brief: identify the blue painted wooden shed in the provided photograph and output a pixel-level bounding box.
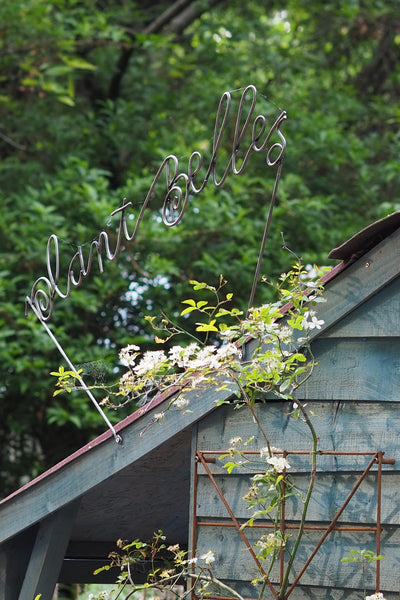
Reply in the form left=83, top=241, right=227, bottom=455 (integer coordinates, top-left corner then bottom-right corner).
left=1, top=213, right=400, bottom=600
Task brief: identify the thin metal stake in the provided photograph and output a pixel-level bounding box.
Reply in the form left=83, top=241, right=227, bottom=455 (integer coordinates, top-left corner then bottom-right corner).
left=26, top=296, right=123, bottom=445
left=247, top=158, right=284, bottom=313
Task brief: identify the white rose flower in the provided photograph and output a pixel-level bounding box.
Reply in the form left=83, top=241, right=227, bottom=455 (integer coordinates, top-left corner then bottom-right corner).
left=230, top=436, right=242, bottom=446
left=217, top=343, right=241, bottom=360
left=267, top=456, right=291, bottom=473
left=173, top=397, right=190, bottom=410
left=200, top=550, right=216, bottom=566
left=302, top=310, right=324, bottom=330
left=134, top=350, right=167, bottom=375
left=119, top=344, right=140, bottom=366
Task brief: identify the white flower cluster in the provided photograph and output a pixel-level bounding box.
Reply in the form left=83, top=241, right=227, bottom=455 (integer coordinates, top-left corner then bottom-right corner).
left=134, top=350, right=168, bottom=376
left=172, top=396, right=190, bottom=410
left=230, top=436, right=242, bottom=446
left=119, top=342, right=240, bottom=378
left=88, top=592, right=111, bottom=600
left=302, top=310, right=324, bottom=331
left=266, top=456, right=291, bottom=473
left=168, top=343, right=200, bottom=368
left=200, top=550, right=216, bottom=566
left=260, top=446, right=282, bottom=459
left=263, top=356, right=283, bottom=372
left=301, top=264, right=320, bottom=281
left=119, top=344, right=140, bottom=366
left=255, top=532, right=283, bottom=552
left=218, top=343, right=241, bottom=360
left=120, top=345, right=169, bottom=377
left=365, top=593, right=386, bottom=600
left=276, top=325, right=294, bottom=344
left=168, top=342, right=240, bottom=370
left=191, top=346, right=221, bottom=370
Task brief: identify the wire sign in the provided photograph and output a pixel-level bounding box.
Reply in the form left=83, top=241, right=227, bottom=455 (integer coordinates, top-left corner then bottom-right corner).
left=25, top=85, right=287, bottom=442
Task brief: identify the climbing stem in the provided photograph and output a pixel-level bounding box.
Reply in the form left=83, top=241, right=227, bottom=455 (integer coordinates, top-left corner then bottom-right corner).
left=239, top=384, right=273, bottom=456
left=278, top=397, right=318, bottom=599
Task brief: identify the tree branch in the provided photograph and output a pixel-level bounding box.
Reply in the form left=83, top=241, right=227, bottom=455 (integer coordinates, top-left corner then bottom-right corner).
left=0, top=130, right=26, bottom=151
left=108, top=0, right=226, bottom=100
left=109, top=46, right=134, bottom=101
left=165, top=0, right=226, bottom=35
left=354, top=15, right=400, bottom=96
left=142, top=0, right=194, bottom=35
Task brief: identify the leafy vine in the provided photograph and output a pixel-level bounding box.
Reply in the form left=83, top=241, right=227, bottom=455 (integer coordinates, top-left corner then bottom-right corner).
left=52, top=262, right=385, bottom=600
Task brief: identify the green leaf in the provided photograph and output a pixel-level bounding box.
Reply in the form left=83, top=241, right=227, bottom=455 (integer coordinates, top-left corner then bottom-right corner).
left=189, top=279, right=207, bottom=289
left=57, top=95, right=75, bottom=106
left=215, top=308, right=231, bottom=317
left=181, top=305, right=196, bottom=316
left=93, top=564, right=111, bottom=574
left=223, top=461, right=237, bottom=474
left=182, top=298, right=196, bottom=306
left=341, top=557, right=358, bottom=563
left=196, top=300, right=209, bottom=309
left=196, top=321, right=218, bottom=332
left=45, top=65, right=73, bottom=77
left=21, top=77, right=39, bottom=86
left=60, top=55, right=97, bottom=70
left=279, top=379, right=291, bottom=393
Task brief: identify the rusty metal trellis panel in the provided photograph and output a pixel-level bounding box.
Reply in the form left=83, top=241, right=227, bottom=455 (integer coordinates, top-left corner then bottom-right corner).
left=191, top=449, right=395, bottom=600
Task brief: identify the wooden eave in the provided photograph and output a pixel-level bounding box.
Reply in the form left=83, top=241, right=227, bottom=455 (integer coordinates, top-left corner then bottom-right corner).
left=0, top=380, right=235, bottom=592
left=315, top=220, right=400, bottom=335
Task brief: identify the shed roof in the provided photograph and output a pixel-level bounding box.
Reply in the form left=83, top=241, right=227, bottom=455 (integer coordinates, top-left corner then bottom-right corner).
left=328, top=210, right=400, bottom=262
left=2, top=214, right=400, bottom=595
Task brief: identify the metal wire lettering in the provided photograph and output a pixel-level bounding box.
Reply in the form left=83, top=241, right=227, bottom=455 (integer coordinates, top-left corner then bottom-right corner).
left=25, top=85, right=287, bottom=443
left=26, top=85, right=286, bottom=322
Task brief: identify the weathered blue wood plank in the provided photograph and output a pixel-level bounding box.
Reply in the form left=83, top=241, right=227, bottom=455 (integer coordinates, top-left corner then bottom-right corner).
left=194, top=401, right=400, bottom=596
left=197, top=403, right=400, bottom=466
left=195, top=524, right=397, bottom=592
left=195, top=471, right=400, bottom=525
left=72, top=431, right=191, bottom=545
left=221, top=580, right=398, bottom=600
left=0, top=381, right=234, bottom=545
left=299, top=338, right=400, bottom=401
left=307, top=226, right=400, bottom=338
left=322, top=277, right=400, bottom=338
left=18, top=500, right=80, bottom=600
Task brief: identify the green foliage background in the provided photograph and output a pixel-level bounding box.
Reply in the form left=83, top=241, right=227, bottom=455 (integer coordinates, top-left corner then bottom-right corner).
left=0, top=0, right=399, bottom=496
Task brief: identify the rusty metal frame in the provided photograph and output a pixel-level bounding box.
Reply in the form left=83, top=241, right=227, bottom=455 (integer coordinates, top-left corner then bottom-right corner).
left=192, top=449, right=395, bottom=600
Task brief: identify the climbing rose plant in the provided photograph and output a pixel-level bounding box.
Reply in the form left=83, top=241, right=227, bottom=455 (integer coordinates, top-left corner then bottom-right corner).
left=96, top=263, right=327, bottom=416
left=53, top=263, right=386, bottom=599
